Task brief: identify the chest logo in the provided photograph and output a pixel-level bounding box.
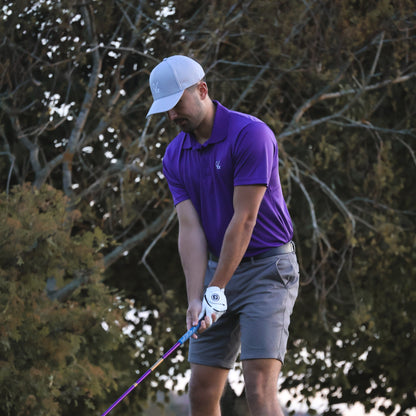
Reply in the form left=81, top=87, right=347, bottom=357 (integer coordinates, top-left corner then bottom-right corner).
left=215, top=160, right=221, bottom=170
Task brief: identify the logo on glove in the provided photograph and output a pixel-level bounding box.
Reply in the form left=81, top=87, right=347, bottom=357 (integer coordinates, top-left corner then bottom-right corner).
left=198, top=286, right=228, bottom=324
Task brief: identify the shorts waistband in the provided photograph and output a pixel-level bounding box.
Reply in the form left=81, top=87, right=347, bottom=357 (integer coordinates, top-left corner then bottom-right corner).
left=209, top=241, right=295, bottom=264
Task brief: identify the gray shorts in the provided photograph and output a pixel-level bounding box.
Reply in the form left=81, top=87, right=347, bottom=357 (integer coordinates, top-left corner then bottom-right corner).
left=188, top=251, right=299, bottom=368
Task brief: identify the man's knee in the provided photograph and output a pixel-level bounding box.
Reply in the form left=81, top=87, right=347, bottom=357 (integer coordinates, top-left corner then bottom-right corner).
left=242, top=359, right=281, bottom=405
left=245, top=379, right=276, bottom=404
left=244, top=376, right=283, bottom=416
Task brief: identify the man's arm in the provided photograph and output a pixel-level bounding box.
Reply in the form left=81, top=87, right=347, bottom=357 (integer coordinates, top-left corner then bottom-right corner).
left=176, top=199, right=207, bottom=331
left=208, top=184, right=267, bottom=289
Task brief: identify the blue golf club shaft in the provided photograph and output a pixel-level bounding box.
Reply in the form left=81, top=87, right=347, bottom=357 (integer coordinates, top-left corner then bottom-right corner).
left=100, top=321, right=201, bottom=416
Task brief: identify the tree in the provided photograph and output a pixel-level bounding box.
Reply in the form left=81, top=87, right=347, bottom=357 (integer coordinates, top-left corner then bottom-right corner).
left=0, top=1, right=415, bottom=415
left=0, top=184, right=138, bottom=415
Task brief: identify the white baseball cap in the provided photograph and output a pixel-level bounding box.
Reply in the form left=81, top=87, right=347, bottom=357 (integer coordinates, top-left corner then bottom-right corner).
left=146, top=55, right=205, bottom=118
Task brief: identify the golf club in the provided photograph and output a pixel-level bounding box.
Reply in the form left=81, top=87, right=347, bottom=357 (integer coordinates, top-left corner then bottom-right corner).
left=100, top=320, right=201, bottom=416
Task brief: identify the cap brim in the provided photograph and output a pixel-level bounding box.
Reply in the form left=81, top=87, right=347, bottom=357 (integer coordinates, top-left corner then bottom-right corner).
left=146, top=90, right=184, bottom=118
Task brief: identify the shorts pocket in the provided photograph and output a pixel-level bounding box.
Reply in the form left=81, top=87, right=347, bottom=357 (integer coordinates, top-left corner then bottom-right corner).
left=274, top=253, right=299, bottom=288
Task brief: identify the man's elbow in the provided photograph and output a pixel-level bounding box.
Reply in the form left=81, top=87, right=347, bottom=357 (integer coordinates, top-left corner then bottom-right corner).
left=240, top=215, right=257, bottom=233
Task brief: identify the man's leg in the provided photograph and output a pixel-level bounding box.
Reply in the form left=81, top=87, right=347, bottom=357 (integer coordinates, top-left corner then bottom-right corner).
left=189, top=363, right=229, bottom=416
left=242, top=358, right=285, bottom=416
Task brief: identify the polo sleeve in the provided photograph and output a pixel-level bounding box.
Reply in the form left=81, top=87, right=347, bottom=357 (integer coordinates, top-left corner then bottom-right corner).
left=162, top=147, right=189, bottom=206
left=233, top=122, right=276, bottom=186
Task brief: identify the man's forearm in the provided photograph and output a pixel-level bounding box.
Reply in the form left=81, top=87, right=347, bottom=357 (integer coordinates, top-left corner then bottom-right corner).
left=208, top=185, right=266, bottom=289
left=208, top=215, right=255, bottom=289
left=178, top=225, right=207, bottom=302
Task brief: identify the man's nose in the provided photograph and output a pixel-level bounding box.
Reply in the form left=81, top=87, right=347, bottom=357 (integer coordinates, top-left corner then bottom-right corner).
left=167, top=109, right=177, bottom=120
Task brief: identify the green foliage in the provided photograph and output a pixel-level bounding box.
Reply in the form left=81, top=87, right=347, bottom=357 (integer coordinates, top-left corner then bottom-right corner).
left=0, top=184, right=138, bottom=416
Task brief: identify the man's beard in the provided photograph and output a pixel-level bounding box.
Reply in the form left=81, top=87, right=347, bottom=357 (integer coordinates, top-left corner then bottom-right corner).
left=175, top=118, right=194, bottom=133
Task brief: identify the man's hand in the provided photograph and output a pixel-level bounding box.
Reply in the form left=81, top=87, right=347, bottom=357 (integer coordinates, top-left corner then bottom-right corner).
left=198, top=286, right=227, bottom=325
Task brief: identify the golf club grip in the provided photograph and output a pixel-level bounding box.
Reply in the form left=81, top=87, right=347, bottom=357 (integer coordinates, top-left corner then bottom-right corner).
left=178, top=320, right=202, bottom=344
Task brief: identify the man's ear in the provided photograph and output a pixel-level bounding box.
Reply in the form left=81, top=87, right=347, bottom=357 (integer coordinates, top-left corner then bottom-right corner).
left=197, top=81, right=209, bottom=99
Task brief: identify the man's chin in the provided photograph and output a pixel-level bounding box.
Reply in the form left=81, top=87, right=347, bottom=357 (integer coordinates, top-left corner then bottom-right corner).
left=176, top=121, right=192, bottom=133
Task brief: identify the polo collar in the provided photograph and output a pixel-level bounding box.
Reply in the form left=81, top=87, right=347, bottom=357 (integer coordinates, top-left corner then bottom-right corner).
left=183, top=101, right=228, bottom=149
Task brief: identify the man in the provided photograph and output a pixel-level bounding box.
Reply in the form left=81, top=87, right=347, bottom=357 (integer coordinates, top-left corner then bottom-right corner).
left=146, top=55, right=299, bottom=416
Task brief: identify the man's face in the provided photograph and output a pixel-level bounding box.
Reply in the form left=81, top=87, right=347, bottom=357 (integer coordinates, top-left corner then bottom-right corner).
left=167, top=83, right=205, bottom=133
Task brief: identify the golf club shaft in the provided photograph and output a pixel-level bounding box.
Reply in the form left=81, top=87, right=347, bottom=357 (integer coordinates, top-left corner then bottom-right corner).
left=100, top=321, right=201, bottom=416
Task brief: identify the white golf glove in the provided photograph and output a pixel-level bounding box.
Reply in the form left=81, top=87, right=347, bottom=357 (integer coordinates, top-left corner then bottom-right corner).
left=198, top=286, right=227, bottom=325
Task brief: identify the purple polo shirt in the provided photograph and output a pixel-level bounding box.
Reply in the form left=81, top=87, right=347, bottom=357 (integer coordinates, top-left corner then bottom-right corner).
left=162, top=101, right=293, bottom=257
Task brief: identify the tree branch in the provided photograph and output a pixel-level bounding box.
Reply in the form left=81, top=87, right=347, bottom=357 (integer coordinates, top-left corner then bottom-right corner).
left=103, top=206, right=174, bottom=269
left=289, top=71, right=416, bottom=126
left=62, top=3, right=103, bottom=197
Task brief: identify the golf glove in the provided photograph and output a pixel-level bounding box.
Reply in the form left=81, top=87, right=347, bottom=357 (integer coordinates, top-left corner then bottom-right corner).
left=198, top=286, right=227, bottom=325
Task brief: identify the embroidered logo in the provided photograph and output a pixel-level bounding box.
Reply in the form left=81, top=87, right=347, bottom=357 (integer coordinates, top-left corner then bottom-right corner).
left=215, top=160, right=221, bottom=170
left=152, top=81, right=160, bottom=94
